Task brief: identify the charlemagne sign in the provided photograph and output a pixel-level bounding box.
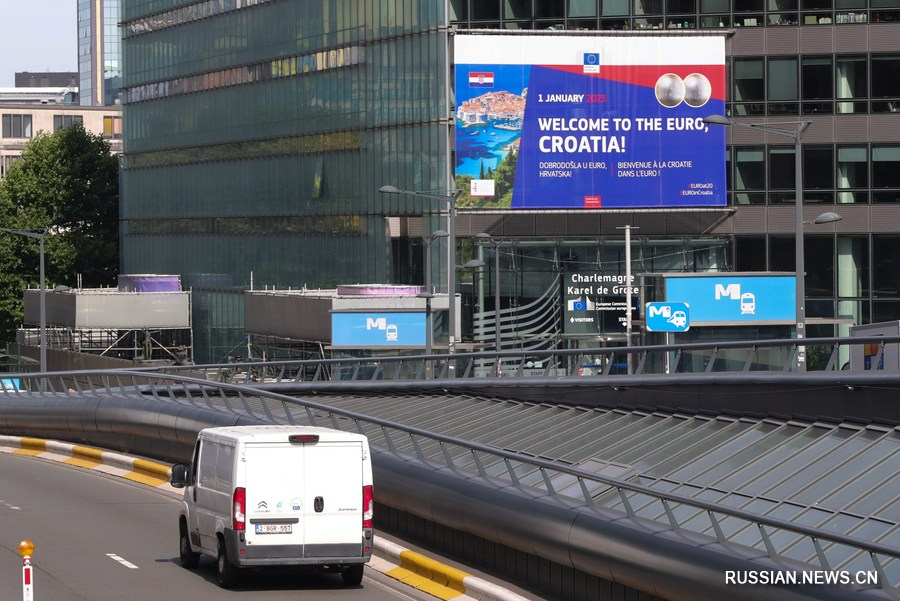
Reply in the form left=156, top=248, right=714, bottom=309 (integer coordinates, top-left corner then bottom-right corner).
left=562, top=272, right=638, bottom=335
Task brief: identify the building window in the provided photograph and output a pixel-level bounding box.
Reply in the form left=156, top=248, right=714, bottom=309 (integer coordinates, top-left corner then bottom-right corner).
left=103, top=115, right=123, bottom=139
left=873, top=235, right=900, bottom=297
left=803, top=145, right=834, bottom=203
left=604, top=0, right=631, bottom=15
left=836, top=145, right=868, bottom=203
left=768, top=146, right=796, bottom=203
left=449, top=0, right=468, bottom=20
left=1, top=114, right=33, bottom=138
left=767, top=57, right=799, bottom=115
left=806, top=236, right=836, bottom=297
left=835, top=55, right=867, bottom=114
left=872, top=145, right=900, bottom=202
left=473, top=0, right=501, bottom=19
left=734, top=147, right=766, bottom=204
left=801, top=56, right=833, bottom=114
left=53, top=114, right=84, bottom=131
left=569, top=0, right=598, bottom=16
left=733, top=58, right=765, bottom=116
left=870, top=54, right=900, bottom=113
left=734, top=236, right=767, bottom=271
left=505, top=0, right=533, bottom=19
left=837, top=236, right=869, bottom=298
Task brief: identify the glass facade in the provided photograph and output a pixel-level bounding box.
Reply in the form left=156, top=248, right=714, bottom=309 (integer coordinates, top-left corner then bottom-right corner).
left=448, top=2, right=900, bottom=357
left=120, top=0, right=900, bottom=366
left=450, top=0, right=900, bottom=28
left=121, top=0, right=450, bottom=362
left=79, top=0, right=123, bottom=106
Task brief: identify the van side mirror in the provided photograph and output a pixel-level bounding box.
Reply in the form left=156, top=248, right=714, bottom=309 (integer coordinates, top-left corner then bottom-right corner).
left=170, top=463, right=187, bottom=488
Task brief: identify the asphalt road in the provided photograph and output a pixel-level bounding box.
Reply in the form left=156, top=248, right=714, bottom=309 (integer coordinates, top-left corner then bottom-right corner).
left=0, top=452, right=425, bottom=601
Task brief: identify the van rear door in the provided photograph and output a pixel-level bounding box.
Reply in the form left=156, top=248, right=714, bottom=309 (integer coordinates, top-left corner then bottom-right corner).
left=303, top=441, right=365, bottom=558
left=242, top=439, right=364, bottom=558
left=243, top=442, right=306, bottom=549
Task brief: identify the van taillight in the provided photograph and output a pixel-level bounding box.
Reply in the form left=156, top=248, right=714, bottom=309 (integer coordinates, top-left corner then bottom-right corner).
left=362, top=485, right=374, bottom=529
left=233, top=487, right=246, bottom=531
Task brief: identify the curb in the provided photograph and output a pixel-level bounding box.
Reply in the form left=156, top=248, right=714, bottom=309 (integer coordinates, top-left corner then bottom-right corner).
left=0, top=435, right=531, bottom=601
left=373, top=538, right=533, bottom=601
left=0, top=435, right=171, bottom=487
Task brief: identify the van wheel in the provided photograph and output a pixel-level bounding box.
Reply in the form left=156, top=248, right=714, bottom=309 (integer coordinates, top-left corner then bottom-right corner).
left=179, top=521, right=200, bottom=569
left=342, top=564, right=364, bottom=586
left=216, top=537, right=239, bottom=588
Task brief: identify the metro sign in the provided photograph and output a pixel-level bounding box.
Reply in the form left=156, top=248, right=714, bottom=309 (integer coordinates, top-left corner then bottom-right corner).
left=646, top=302, right=690, bottom=332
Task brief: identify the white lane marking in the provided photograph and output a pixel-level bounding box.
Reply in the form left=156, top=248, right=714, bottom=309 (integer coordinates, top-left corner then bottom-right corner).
left=106, top=553, right=139, bottom=569
left=0, top=500, right=21, bottom=510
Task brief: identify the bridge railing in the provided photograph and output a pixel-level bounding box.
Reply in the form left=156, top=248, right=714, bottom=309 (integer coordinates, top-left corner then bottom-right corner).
left=1, top=368, right=897, bottom=594
left=101, top=334, right=900, bottom=385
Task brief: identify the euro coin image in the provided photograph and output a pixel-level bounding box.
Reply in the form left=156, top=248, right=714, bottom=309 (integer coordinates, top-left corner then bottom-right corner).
left=655, top=74, right=685, bottom=108
left=683, top=73, right=712, bottom=107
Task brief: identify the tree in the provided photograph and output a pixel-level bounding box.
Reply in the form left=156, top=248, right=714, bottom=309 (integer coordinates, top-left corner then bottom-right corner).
left=0, top=122, right=119, bottom=343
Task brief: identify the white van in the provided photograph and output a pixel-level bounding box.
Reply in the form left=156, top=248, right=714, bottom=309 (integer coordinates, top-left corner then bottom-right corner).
left=170, top=425, right=374, bottom=588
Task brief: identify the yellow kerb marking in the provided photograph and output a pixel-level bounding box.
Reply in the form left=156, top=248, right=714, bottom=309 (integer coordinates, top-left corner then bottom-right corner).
left=385, top=566, right=464, bottom=600
left=124, top=468, right=169, bottom=487
left=72, top=445, right=105, bottom=461
left=12, top=448, right=44, bottom=457
left=399, top=550, right=469, bottom=592
left=65, top=457, right=102, bottom=468
left=15, top=438, right=48, bottom=455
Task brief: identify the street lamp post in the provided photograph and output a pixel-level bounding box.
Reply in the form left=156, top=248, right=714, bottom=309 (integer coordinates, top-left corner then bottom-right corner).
left=616, top=225, right=638, bottom=375
left=703, top=115, right=843, bottom=372
left=421, top=230, right=449, bottom=367
left=379, top=185, right=462, bottom=375
left=475, top=233, right=504, bottom=375
left=0, top=227, right=48, bottom=375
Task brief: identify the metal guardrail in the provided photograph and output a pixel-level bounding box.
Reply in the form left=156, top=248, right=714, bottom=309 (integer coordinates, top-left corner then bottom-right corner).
left=0, top=368, right=897, bottom=597
left=99, top=334, right=900, bottom=385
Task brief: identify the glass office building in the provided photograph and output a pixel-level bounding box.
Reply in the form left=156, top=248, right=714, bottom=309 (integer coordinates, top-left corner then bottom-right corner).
left=448, top=1, right=900, bottom=368
left=121, top=0, right=900, bottom=365
left=79, top=0, right=123, bottom=106
left=120, top=1, right=451, bottom=362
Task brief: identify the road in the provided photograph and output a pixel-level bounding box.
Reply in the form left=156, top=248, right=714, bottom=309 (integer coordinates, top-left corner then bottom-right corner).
left=0, top=452, right=424, bottom=601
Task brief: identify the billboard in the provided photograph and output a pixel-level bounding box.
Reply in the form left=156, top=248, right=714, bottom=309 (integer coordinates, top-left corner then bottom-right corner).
left=331, top=312, right=426, bottom=347
left=664, top=275, right=796, bottom=325
left=562, top=272, right=639, bottom=335
left=454, top=34, right=727, bottom=209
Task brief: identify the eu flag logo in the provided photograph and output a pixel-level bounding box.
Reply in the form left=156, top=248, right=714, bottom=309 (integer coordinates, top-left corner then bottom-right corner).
left=583, top=53, right=600, bottom=73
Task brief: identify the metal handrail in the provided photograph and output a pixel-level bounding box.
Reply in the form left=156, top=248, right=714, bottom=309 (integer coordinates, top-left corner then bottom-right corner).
left=2, top=368, right=897, bottom=589
left=100, top=334, right=900, bottom=384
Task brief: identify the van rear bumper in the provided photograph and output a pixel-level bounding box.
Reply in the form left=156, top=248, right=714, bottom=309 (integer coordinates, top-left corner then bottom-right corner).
left=224, top=529, right=373, bottom=568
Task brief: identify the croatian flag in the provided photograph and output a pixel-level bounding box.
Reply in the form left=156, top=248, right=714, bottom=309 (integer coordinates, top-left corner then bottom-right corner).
left=583, top=53, right=600, bottom=73
left=468, top=71, right=494, bottom=88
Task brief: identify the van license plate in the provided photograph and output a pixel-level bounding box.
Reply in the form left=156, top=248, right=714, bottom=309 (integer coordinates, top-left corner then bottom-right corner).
left=255, top=524, right=292, bottom=534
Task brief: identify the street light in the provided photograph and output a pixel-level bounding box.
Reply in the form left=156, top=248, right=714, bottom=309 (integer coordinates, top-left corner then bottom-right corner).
left=475, top=233, right=505, bottom=375
left=421, top=229, right=448, bottom=364
left=703, top=115, right=841, bottom=372
left=0, top=227, right=48, bottom=375
left=379, top=185, right=462, bottom=374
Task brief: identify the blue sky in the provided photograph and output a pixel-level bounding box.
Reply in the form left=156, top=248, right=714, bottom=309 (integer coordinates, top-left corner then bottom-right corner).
left=0, top=1, right=78, bottom=87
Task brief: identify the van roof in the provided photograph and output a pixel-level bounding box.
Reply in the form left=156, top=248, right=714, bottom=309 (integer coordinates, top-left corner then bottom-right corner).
left=200, top=425, right=367, bottom=444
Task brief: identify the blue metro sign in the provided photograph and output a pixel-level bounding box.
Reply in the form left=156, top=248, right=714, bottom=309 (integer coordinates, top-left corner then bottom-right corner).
left=645, top=302, right=690, bottom=332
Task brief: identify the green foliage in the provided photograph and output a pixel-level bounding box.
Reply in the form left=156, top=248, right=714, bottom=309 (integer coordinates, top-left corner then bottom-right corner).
left=0, top=122, right=119, bottom=344
left=456, top=147, right=518, bottom=209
